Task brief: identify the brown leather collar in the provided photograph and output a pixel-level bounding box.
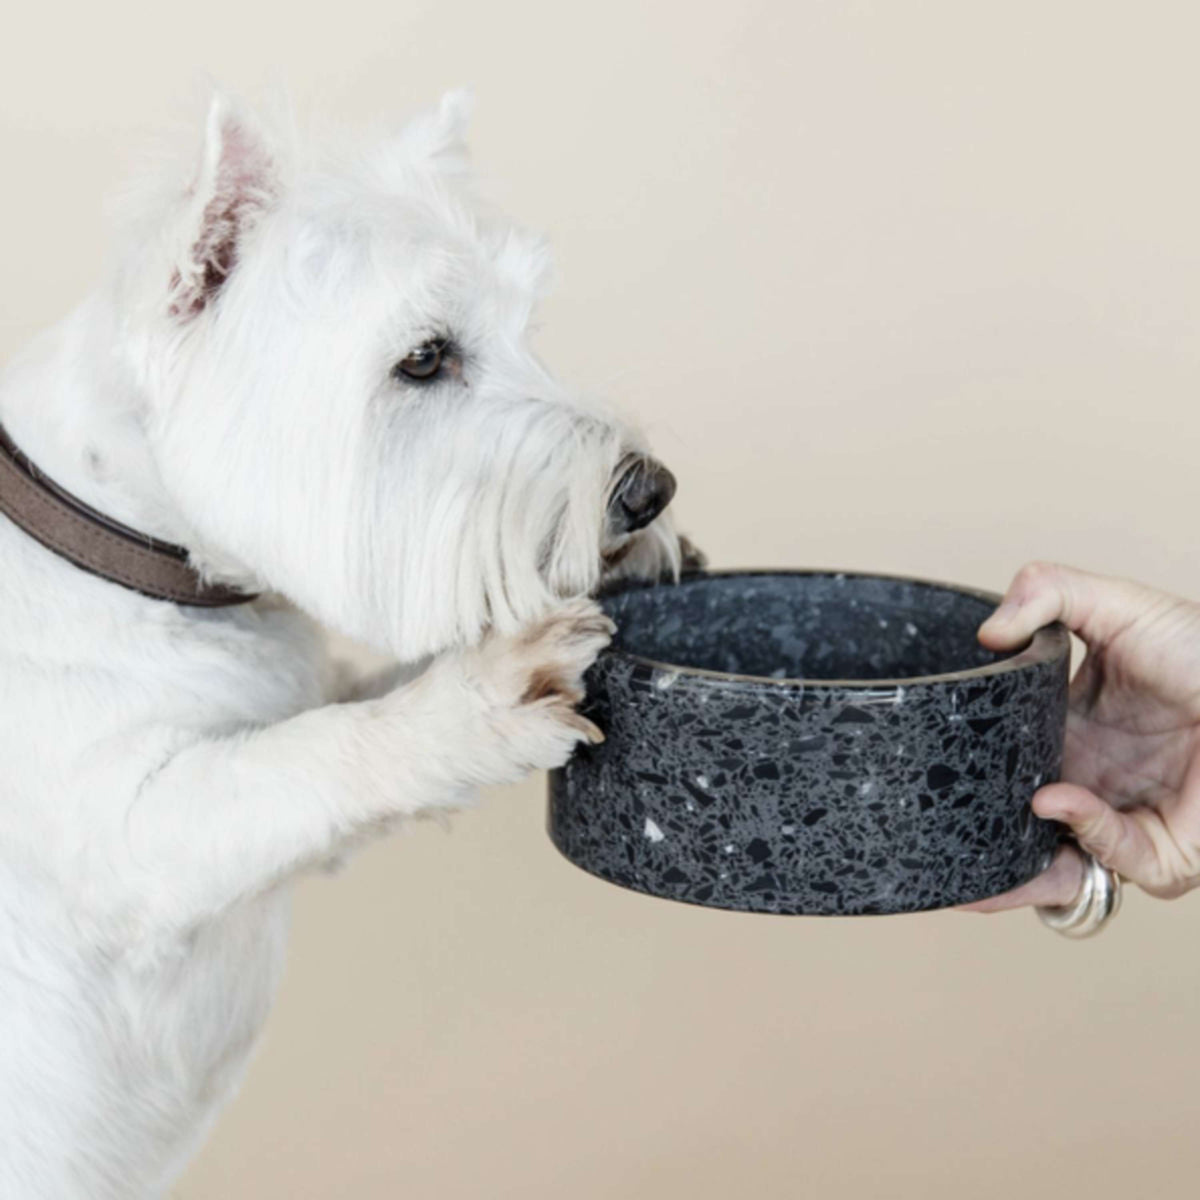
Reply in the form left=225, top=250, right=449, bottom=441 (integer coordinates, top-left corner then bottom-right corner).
left=0, top=424, right=258, bottom=607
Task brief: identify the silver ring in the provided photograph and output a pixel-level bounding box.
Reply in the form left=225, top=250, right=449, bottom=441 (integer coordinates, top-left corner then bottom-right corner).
left=1036, top=849, right=1122, bottom=939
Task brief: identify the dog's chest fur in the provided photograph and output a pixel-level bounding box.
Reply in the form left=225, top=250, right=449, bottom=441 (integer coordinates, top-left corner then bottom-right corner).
left=0, top=514, right=331, bottom=1194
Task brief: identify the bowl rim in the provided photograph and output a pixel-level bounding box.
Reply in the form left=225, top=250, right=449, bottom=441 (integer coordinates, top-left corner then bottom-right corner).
left=597, top=567, right=1071, bottom=690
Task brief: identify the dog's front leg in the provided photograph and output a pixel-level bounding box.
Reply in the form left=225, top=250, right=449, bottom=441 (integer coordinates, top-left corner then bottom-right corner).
left=112, top=599, right=611, bottom=932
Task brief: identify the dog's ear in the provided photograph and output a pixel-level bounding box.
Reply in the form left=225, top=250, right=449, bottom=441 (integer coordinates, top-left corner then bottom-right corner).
left=397, top=88, right=473, bottom=176
left=167, top=93, right=279, bottom=320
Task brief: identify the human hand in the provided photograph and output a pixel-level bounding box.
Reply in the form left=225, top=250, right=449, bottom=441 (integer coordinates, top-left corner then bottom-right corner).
left=965, top=562, right=1200, bottom=911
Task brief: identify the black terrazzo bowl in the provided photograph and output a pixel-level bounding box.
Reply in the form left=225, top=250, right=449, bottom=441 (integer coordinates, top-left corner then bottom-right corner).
left=548, top=570, right=1070, bottom=915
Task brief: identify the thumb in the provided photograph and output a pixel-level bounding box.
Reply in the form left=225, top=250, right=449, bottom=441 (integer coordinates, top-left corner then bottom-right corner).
left=978, top=561, right=1153, bottom=653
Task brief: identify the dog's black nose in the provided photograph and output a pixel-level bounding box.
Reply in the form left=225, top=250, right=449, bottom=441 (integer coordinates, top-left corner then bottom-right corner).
left=608, top=457, right=677, bottom=534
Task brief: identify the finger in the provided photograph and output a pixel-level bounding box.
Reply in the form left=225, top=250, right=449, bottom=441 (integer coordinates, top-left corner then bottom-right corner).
left=976, top=561, right=1151, bottom=652
left=1032, top=782, right=1162, bottom=885
left=958, top=843, right=1085, bottom=912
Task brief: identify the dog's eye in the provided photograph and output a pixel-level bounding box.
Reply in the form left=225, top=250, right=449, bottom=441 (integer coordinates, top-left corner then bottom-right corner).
left=394, top=339, right=447, bottom=382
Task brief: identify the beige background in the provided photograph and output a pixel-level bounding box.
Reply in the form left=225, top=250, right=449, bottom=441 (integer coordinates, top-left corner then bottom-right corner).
left=3, top=2, right=1200, bottom=1196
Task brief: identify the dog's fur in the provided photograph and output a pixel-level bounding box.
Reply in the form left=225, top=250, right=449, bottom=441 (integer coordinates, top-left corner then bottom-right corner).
left=0, top=90, right=679, bottom=1197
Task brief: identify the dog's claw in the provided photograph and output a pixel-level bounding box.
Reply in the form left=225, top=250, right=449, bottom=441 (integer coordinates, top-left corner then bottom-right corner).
left=677, top=533, right=708, bottom=576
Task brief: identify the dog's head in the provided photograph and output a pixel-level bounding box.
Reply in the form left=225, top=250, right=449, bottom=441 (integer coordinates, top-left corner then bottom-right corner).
left=113, top=90, right=679, bottom=658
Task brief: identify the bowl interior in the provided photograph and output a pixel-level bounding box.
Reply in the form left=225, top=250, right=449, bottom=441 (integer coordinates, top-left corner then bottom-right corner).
left=604, top=572, right=1013, bottom=683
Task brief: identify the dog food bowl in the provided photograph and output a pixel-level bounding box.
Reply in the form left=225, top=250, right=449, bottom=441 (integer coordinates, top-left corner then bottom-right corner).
left=548, top=570, right=1070, bottom=915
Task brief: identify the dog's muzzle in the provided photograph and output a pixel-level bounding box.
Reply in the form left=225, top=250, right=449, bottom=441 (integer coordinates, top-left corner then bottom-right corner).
left=606, top=456, right=677, bottom=536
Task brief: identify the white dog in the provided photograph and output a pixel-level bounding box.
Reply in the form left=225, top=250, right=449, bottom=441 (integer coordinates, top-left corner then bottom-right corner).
left=0, top=89, right=681, bottom=1197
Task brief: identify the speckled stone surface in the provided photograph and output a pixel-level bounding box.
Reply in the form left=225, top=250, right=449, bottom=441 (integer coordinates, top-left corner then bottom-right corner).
left=548, top=571, right=1070, bottom=915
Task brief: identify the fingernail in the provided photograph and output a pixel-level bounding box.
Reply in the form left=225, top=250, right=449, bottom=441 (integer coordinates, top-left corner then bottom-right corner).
left=984, top=600, right=1021, bottom=626
left=1033, top=798, right=1068, bottom=822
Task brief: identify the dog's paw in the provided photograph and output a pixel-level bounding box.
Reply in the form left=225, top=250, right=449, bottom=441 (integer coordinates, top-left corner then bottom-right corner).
left=442, top=597, right=615, bottom=779
left=676, top=532, right=708, bottom=576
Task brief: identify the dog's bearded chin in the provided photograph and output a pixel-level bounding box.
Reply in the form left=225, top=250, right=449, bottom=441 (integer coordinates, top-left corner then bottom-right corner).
left=597, top=517, right=686, bottom=591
